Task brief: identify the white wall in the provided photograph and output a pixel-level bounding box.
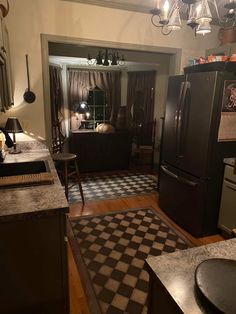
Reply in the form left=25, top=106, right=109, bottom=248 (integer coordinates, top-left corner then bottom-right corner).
left=0, top=0, right=219, bottom=140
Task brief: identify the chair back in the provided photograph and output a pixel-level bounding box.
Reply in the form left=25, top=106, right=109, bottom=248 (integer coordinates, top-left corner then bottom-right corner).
left=51, top=122, right=65, bottom=153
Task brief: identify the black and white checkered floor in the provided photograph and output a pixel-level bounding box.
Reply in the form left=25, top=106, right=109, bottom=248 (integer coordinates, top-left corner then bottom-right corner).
left=68, top=172, right=157, bottom=204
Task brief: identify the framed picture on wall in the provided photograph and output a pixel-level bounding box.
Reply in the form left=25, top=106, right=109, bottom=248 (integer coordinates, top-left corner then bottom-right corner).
left=218, top=80, right=236, bottom=142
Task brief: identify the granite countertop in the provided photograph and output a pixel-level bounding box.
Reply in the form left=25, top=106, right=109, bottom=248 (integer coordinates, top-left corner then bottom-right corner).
left=0, top=147, right=69, bottom=220
left=145, top=238, right=236, bottom=314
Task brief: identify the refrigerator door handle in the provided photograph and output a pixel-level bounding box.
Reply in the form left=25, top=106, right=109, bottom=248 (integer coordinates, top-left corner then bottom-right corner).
left=175, top=82, right=185, bottom=136
left=178, top=81, right=191, bottom=158
left=161, top=165, right=198, bottom=187
left=161, top=165, right=178, bottom=179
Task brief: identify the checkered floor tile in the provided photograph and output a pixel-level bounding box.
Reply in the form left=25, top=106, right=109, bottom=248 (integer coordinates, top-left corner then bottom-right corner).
left=68, top=172, right=157, bottom=204
left=69, top=208, right=192, bottom=314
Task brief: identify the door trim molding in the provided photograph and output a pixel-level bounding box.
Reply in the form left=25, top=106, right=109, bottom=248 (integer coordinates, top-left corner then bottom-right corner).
left=41, top=34, right=182, bottom=145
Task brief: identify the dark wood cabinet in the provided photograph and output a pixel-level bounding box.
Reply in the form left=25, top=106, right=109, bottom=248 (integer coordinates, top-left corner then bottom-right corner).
left=69, top=131, right=132, bottom=172
left=0, top=211, right=69, bottom=314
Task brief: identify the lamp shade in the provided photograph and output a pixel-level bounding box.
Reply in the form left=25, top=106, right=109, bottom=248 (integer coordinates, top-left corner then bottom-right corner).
left=5, top=117, right=23, bottom=133
left=74, top=101, right=89, bottom=114
left=167, top=7, right=182, bottom=30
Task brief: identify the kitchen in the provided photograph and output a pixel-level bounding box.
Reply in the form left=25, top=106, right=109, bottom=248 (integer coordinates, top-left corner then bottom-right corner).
left=0, top=0, right=236, bottom=313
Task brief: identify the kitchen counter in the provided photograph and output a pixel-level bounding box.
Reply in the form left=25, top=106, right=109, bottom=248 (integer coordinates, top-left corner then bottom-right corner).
left=145, top=238, right=236, bottom=314
left=0, top=147, right=68, bottom=220
left=0, top=143, right=70, bottom=313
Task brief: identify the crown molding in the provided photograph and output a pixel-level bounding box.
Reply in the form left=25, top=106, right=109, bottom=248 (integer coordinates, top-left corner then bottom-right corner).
left=61, top=0, right=153, bottom=14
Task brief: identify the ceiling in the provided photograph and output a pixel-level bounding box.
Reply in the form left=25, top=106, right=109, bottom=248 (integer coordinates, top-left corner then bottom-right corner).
left=62, top=0, right=231, bottom=18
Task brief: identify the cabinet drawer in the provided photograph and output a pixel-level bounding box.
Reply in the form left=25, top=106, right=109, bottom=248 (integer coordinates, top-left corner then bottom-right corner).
left=224, top=165, right=236, bottom=182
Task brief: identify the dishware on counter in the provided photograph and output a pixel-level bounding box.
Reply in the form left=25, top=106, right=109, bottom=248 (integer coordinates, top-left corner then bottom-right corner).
left=195, top=258, right=236, bottom=314
left=207, top=55, right=229, bottom=63
left=230, top=54, right=236, bottom=62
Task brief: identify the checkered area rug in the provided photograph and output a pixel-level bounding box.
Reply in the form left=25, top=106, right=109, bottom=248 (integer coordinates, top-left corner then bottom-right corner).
left=68, top=208, right=192, bottom=314
left=68, top=172, right=157, bottom=204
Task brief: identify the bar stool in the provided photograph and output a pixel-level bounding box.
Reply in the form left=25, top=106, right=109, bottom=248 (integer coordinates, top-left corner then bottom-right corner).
left=52, top=152, right=85, bottom=205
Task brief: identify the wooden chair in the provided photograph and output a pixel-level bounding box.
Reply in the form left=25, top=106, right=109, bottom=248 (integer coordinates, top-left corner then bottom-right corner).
left=132, top=119, right=156, bottom=169
left=51, top=123, right=84, bottom=204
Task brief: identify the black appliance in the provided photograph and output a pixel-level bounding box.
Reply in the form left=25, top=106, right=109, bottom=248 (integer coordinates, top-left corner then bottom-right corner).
left=159, top=63, right=236, bottom=237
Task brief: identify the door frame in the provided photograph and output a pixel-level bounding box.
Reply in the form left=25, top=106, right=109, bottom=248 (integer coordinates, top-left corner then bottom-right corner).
left=41, top=34, right=182, bottom=147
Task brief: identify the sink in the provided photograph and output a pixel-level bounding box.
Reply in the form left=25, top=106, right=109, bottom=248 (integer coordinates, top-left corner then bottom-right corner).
left=0, top=160, right=50, bottom=177
left=0, top=160, right=54, bottom=187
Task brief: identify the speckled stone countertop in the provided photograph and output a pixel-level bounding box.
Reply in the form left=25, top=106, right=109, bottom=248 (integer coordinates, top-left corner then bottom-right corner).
left=0, top=148, right=69, bottom=221
left=146, top=238, right=236, bottom=314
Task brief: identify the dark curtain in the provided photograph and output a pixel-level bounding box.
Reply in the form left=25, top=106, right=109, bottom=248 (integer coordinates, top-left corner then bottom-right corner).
left=126, top=71, right=156, bottom=125
left=49, top=65, right=65, bottom=150
left=68, top=69, right=121, bottom=125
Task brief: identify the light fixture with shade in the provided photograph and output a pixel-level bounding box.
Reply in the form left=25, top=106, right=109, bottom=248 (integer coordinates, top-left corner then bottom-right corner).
left=87, top=49, right=125, bottom=66
left=74, top=101, right=90, bottom=129
left=5, top=117, right=23, bottom=154
left=150, top=0, right=236, bottom=36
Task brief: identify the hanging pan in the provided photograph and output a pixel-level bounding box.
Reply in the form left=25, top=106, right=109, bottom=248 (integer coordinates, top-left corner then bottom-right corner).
left=23, top=54, right=36, bottom=103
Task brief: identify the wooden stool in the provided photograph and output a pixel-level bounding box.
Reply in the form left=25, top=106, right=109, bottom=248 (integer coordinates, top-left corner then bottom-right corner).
left=52, top=153, right=85, bottom=204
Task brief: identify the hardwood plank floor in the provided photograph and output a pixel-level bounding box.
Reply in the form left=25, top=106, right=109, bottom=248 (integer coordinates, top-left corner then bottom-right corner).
left=68, top=192, right=224, bottom=314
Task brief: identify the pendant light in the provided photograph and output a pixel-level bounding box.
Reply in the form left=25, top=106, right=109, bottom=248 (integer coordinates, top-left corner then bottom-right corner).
left=195, top=0, right=212, bottom=24
left=150, top=0, right=236, bottom=36
left=167, top=6, right=182, bottom=30
left=196, top=20, right=212, bottom=35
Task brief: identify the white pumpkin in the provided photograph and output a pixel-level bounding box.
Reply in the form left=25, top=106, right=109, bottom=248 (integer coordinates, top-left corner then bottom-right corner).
left=96, top=123, right=115, bottom=134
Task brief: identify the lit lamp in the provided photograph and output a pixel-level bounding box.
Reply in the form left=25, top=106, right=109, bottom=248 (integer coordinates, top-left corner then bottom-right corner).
left=74, top=101, right=90, bottom=129
left=5, top=117, right=23, bottom=154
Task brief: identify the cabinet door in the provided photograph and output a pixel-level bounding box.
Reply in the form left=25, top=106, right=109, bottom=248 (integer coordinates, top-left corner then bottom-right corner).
left=218, top=165, right=236, bottom=233
left=0, top=214, right=69, bottom=314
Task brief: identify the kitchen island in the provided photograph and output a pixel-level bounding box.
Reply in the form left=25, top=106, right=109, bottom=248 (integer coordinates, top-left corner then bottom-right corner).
left=0, top=143, right=69, bottom=314
left=145, top=238, right=236, bottom=314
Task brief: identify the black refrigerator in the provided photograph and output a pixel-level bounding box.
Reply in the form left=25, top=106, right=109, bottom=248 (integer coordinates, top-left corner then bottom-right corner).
left=159, top=63, right=236, bottom=237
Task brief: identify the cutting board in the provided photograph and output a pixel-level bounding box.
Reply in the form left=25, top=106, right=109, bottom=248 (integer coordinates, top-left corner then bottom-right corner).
left=0, top=173, right=54, bottom=187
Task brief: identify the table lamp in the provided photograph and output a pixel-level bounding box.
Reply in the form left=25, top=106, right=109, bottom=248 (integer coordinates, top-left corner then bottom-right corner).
left=74, top=101, right=90, bottom=129
left=5, top=117, right=23, bottom=154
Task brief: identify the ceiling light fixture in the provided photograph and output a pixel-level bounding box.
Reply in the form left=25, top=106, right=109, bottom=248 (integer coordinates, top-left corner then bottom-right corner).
left=150, top=0, right=236, bottom=36
left=87, top=49, right=125, bottom=66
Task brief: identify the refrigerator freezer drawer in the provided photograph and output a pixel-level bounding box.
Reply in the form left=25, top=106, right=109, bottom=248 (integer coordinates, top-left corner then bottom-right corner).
left=159, top=164, right=213, bottom=237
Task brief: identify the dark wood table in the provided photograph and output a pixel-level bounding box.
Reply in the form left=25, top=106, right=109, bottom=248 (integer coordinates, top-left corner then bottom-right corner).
left=69, top=130, right=132, bottom=172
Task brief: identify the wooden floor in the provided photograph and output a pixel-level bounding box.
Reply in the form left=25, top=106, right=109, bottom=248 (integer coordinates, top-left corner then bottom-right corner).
left=68, top=192, right=224, bottom=314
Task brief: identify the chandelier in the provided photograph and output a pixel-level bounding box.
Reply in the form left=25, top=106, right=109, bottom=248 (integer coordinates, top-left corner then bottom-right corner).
left=87, top=49, right=125, bottom=66
left=150, top=0, right=236, bottom=35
